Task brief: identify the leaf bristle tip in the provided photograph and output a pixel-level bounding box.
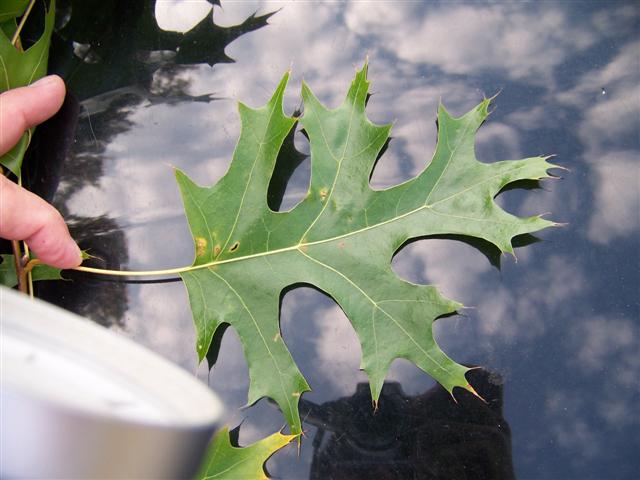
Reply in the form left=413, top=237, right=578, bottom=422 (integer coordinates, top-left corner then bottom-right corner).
left=466, top=383, right=488, bottom=404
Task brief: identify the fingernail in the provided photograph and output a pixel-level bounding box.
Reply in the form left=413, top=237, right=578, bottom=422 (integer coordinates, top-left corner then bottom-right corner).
left=29, top=75, right=58, bottom=88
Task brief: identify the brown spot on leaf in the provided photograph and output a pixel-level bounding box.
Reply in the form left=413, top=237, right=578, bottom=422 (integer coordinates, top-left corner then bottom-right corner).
left=319, top=188, right=328, bottom=201
left=213, top=245, right=221, bottom=256
left=229, top=241, right=240, bottom=253
left=195, top=237, right=207, bottom=257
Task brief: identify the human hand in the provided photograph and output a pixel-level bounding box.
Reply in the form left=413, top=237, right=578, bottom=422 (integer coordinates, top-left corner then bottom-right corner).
left=0, top=75, right=82, bottom=269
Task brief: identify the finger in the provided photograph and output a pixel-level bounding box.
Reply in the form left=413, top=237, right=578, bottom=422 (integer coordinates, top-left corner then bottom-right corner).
left=0, top=176, right=81, bottom=269
left=0, top=75, right=66, bottom=156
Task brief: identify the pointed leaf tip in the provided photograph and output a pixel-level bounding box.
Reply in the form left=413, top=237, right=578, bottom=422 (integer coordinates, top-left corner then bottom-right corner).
left=345, top=60, right=370, bottom=108
left=487, top=89, right=502, bottom=102
left=361, top=56, right=369, bottom=74
left=267, top=71, right=290, bottom=108
left=466, top=383, right=488, bottom=404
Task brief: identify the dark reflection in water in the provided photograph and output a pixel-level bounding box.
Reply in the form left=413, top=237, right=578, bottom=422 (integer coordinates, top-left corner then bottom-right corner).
left=302, top=369, right=514, bottom=480
left=25, top=1, right=640, bottom=479
left=52, top=0, right=273, bottom=102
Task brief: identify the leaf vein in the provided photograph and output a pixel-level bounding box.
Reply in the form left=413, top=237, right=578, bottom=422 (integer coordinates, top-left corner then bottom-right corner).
left=423, top=114, right=473, bottom=206
left=299, top=79, right=363, bottom=241
left=217, top=100, right=281, bottom=258
left=208, top=268, right=294, bottom=418
left=297, top=248, right=450, bottom=374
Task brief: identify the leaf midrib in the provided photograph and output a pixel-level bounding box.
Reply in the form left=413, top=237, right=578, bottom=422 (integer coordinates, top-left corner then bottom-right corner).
left=187, top=162, right=529, bottom=271
left=78, top=159, right=531, bottom=279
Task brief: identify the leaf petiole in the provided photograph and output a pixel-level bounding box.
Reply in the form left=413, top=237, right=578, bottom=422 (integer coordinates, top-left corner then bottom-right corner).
left=72, top=243, right=304, bottom=277
left=73, top=264, right=195, bottom=278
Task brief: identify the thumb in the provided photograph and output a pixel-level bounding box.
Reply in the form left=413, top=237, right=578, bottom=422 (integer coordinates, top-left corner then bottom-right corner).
left=0, top=75, right=66, bottom=155
left=0, top=176, right=81, bottom=269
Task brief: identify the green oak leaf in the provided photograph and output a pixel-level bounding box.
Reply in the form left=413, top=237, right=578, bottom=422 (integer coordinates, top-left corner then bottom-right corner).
left=0, top=254, right=64, bottom=287
left=0, top=0, right=55, bottom=176
left=196, top=427, right=296, bottom=480
left=176, top=63, right=559, bottom=434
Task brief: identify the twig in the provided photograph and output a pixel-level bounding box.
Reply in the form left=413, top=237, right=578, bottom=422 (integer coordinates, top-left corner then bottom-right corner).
left=23, top=241, right=34, bottom=298
left=11, top=240, right=26, bottom=293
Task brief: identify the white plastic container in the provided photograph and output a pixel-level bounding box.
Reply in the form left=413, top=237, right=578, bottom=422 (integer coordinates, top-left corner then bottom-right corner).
left=1, top=286, right=223, bottom=478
